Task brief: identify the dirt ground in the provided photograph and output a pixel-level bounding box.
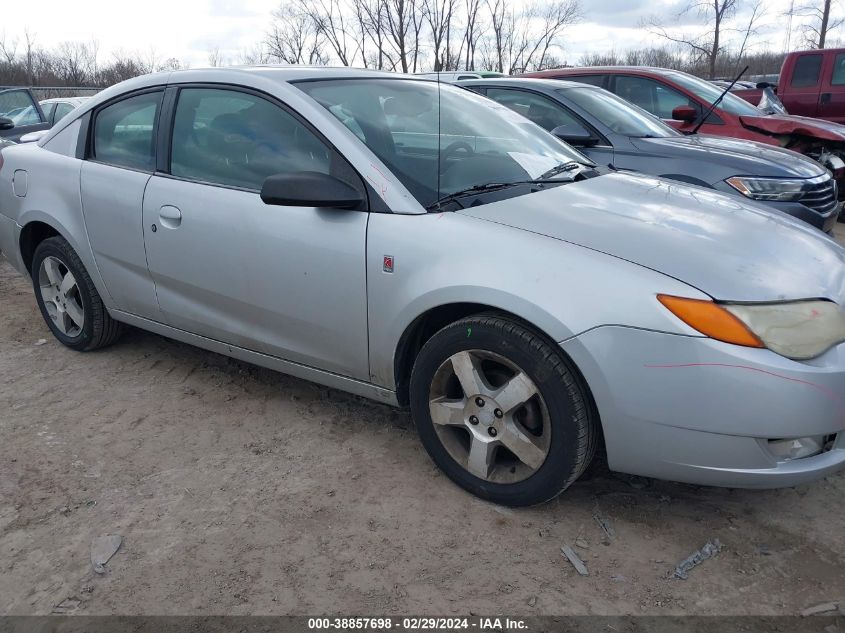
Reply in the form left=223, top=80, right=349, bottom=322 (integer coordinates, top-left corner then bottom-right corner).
left=1, top=228, right=844, bottom=617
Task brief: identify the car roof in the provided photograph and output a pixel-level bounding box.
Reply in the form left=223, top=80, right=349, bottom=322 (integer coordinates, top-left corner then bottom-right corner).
left=457, top=77, right=599, bottom=91
left=181, top=65, right=429, bottom=83
left=39, top=96, right=90, bottom=105
left=521, top=66, right=680, bottom=78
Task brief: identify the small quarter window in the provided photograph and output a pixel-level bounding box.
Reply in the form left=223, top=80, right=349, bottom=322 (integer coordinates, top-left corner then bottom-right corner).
left=93, top=92, right=161, bottom=171
left=832, top=54, right=845, bottom=86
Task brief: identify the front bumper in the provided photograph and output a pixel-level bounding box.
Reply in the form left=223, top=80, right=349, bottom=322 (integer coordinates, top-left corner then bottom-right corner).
left=560, top=326, right=845, bottom=488
left=760, top=199, right=840, bottom=233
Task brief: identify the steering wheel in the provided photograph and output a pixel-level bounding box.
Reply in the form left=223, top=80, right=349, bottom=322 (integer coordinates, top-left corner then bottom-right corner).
left=440, top=140, right=474, bottom=165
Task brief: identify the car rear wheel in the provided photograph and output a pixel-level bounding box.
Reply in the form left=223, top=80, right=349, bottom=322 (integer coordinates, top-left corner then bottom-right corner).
left=409, top=314, right=597, bottom=506
left=31, top=236, right=123, bottom=351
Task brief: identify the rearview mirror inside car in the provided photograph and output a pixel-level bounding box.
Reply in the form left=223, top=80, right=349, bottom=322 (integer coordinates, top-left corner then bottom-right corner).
left=550, top=124, right=598, bottom=147
left=671, top=105, right=698, bottom=123
left=260, top=171, right=364, bottom=210
left=0, top=117, right=14, bottom=131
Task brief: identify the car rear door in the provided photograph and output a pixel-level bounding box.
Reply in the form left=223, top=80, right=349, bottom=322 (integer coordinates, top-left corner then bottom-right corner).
left=0, top=89, right=49, bottom=142
left=784, top=52, right=823, bottom=118
left=140, top=85, right=370, bottom=380
left=80, top=88, right=164, bottom=321
left=817, top=52, right=845, bottom=124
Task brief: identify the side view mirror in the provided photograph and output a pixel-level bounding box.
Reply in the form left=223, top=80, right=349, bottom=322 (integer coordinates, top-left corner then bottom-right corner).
left=672, top=105, right=698, bottom=123
left=19, top=130, right=48, bottom=143
left=550, top=124, right=598, bottom=147
left=0, top=117, right=14, bottom=131
left=260, top=171, right=364, bottom=210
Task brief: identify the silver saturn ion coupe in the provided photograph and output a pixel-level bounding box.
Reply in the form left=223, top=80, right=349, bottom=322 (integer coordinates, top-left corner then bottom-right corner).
left=1, top=67, right=844, bottom=506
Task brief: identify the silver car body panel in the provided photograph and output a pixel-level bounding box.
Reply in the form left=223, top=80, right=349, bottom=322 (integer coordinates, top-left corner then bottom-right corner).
left=2, top=66, right=844, bottom=490
left=460, top=172, right=845, bottom=303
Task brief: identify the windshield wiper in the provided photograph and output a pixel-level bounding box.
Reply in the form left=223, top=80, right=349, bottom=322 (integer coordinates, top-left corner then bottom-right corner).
left=426, top=182, right=524, bottom=211
left=690, top=65, right=749, bottom=135
left=536, top=161, right=589, bottom=180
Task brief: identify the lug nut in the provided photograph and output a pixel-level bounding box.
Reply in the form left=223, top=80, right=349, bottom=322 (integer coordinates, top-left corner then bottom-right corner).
left=488, top=427, right=498, bottom=437
left=475, top=397, right=485, bottom=407
left=494, top=408, right=503, bottom=418
left=469, top=415, right=479, bottom=425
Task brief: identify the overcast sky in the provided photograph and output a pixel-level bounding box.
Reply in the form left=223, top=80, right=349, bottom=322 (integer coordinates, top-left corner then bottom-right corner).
left=2, top=0, right=841, bottom=69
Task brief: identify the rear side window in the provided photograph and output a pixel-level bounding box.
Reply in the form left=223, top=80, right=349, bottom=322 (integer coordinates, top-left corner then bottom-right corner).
left=170, top=88, right=333, bottom=191
left=832, top=54, right=845, bottom=86
left=93, top=92, right=161, bottom=171
left=54, top=102, right=75, bottom=121
left=792, top=54, right=823, bottom=88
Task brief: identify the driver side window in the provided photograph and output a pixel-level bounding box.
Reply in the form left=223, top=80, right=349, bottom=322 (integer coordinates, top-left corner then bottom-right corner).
left=614, top=76, right=693, bottom=119
left=170, top=88, right=333, bottom=191
left=485, top=88, right=581, bottom=132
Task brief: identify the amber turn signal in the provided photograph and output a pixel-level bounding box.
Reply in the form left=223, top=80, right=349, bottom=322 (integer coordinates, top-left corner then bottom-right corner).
left=657, top=294, right=764, bottom=348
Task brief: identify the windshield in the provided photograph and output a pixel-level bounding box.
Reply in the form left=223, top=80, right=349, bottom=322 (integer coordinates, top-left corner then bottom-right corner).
left=559, top=86, right=678, bottom=138
left=664, top=71, right=763, bottom=116
left=296, top=78, right=591, bottom=209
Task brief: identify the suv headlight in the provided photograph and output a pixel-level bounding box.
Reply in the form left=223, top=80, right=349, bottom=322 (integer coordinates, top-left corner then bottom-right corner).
left=726, top=176, right=805, bottom=202
left=658, top=295, right=845, bottom=360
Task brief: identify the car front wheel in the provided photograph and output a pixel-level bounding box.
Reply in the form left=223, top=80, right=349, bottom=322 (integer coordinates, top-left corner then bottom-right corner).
left=410, top=314, right=597, bottom=506
left=31, top=236, right=123, bottom=351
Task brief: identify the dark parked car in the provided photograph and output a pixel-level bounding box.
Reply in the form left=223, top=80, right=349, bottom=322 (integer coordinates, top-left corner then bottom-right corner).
left=460, top=78, right=840, bottom=232
left=519, top=66, right=845, bottom=193
left=0, top=88, right=49, bottom=142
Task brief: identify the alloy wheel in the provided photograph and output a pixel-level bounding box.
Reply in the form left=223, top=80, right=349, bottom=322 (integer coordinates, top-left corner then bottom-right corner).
left=38, top=255, right=85, bottom=337
left=428, top=349, right=551, bottom=483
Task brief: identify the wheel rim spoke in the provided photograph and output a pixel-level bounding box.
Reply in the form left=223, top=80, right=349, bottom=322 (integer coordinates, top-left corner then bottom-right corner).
left=54, top=309, right=69, bottom=334
left=43, top=257, right=63, bottom=286
left=501, top=425, right=547, bottom=470
left=59, top=271, right=76, bottom=296
left=450, top=351, right=489, bottom=397
left=429, top=397, right=466, bottom=426
left=467, top=436, right=497, bottom=479
left=65, top=298, right=84, bottom=328
left=494, top=370, right=538, bottom=414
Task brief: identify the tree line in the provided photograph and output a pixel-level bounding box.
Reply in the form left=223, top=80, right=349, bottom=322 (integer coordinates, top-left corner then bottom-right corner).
left=0, top=0, right=841, bottom=89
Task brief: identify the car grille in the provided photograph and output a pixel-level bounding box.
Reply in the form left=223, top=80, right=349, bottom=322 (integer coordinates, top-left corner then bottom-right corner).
left=800, top=175, right=839, bottom=215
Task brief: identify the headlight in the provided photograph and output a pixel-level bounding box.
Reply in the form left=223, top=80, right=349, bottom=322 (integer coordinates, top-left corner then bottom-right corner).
left=658, top=295, right=845, bottom=360
left=726, top=176, right=805, bottom=202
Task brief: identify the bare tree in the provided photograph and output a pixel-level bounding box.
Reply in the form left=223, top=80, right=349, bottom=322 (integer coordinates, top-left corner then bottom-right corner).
left=789, top=0, right=844, bottom=48
left=423, top=0, right=456, bottom=70
left=461, top=0, right=485, bottom=70
left=266, top=4, right=328, bottom=64
left=647, top=0, right=738, bottom=79
left=383, top=0, right=419, bottom=72
left=208, top=46, right=225, bottom=67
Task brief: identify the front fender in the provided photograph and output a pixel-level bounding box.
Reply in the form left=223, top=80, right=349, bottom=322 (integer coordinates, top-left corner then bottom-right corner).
left=366, top=211, right=708, bottom=390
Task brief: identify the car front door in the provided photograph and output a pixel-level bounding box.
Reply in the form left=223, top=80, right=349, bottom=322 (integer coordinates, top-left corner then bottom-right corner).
left=786, top=52, right=823, bottom=118
left=80, top=89, right=164, bottom=321
left=141, top=86, right=370, bottom=380
left=0, top=89, right=49, bottom=142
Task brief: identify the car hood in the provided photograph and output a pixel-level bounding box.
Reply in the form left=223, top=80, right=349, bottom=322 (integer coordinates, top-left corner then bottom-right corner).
left=631, top=134, right=826, bottom=178
left=458, top=172, right=845, bottom=303
left=739, top=113, right=845, bottom=142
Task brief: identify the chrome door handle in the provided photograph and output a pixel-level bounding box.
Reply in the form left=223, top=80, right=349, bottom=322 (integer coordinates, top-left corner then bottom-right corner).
left=159, top=205, right=182, bottom=229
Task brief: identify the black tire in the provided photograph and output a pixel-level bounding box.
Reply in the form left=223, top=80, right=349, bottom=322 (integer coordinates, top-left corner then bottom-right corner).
left=409, top=314, right=597, bottom=506
left=31, top=236, right=123, bottom=351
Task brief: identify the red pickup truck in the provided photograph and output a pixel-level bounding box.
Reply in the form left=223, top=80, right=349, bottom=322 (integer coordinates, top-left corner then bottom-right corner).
left=734, top=49, right=845, bottom=124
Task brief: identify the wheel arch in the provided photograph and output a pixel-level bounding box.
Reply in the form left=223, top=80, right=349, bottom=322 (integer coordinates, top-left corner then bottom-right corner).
left=392, top=302, right=589, bottom=408
left=19, top=220, right=62, bottom=273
